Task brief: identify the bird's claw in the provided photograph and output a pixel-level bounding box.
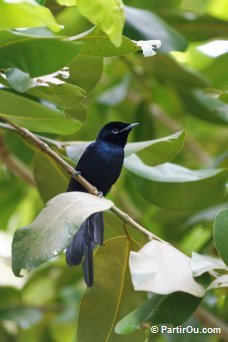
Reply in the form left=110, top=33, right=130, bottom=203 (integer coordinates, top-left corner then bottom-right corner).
left=98, top=191, right=103, bottom=198
left=75, top=171, right=81, bottom=176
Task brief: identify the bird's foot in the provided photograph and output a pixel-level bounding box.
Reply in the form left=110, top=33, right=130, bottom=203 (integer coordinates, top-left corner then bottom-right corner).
left=97, top=191, right=103, bottom=198
left=75, top=171, right=81, bottom=176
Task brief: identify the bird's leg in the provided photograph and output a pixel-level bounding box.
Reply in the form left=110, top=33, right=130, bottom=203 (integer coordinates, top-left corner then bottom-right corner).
left=74, top=171, right=81, bottom=176
left=97, top=191, right=103, bottom=198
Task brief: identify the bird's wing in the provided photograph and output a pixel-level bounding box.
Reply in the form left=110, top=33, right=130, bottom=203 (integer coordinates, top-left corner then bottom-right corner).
left=67, top=142, right=96, bottom=192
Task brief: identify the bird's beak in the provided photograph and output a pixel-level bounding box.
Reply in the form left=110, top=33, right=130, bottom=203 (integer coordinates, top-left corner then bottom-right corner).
left=120, top=122, right=139, bottom=132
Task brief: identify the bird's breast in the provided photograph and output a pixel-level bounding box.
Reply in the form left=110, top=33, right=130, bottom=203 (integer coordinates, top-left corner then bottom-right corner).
left=95, top=142, right=123, bottom=163
left=91, top=142, right=124, bottom=194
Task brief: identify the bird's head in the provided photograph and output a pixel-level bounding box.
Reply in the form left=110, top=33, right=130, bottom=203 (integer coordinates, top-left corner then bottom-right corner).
left=97, top=122, right=139, bottom=147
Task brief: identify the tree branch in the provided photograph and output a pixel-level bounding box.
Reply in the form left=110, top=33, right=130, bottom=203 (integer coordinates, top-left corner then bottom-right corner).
left=121, top=56, right=212, bottom=167
left=150, top=104, right=212, bottom=167
left=194, top=307, right=228, bottom=341
left=4, top=119, right=164, bottom=242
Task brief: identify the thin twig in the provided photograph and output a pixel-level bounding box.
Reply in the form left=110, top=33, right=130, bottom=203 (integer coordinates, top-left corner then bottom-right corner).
left=0, top=122, right=65, bottom=149
left=111, top=206, right=165, bottom=242
left=4, top=119, right=164, bottom=242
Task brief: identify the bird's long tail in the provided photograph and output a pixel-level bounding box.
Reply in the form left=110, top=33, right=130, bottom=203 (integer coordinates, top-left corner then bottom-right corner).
left=65, top=212, right=104, bottom=287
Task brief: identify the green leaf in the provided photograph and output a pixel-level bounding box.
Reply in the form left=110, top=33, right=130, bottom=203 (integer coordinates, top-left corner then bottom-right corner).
left=97, top=75, right=130, bottom=106
left=125, top=130, right=186, bottom=166
left=163, top=13, right=228, bottom=41
left=0, top=35, right=82, bottom=77
left=67, top=55, right=103, bottom=93
left=154, top=55, right=210, bottom=88
left=124, top=6, right=188, bottom=53
left=5, top=68, right=33, bottom=93
left=33, top=152, right=68, bottom=203
left=5, top=68, right=87, bottom=108
left=0, top=286, right=21, bottom=309
left=0, top=0, right=61, bottom=32
left=28, top=83, right=86, bottom=108
left=56, top=0, right=77, bottom=5
left=214, top=209, right=228, bottom=266
left=77, top=237, right=146, bottom=341
left=0, top=170, right=26, bottom=228
left=76, top=0, right=125, bottom=46
left=0, top=307, right=43, bottom=327
left=204, top=53, right=228, bottom=91
left=0, top=89, right=81, bottom=134
left=12, top=192, right=113, bottom=276
left=65, top=131, right=185, bottom=166
left=80, top=35, right=139, bottom=56
left=115, top=292, right=201, bottom=334
left=65, top=102, right=88, bottom=123
left=124, top=154, right=228, bottom=210
left=180, top=89, right=228, bottom=125
left=130, top=240, right=205, bottom=297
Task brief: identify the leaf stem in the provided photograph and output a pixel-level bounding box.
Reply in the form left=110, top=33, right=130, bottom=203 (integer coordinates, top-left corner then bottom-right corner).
left=4, top=119, right=164, bottom=242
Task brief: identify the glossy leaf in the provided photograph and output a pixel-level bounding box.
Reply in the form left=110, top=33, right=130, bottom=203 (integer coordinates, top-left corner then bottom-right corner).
left=125, top=130, right=186, bottom=165
left=77, top=237, right=146, bottom=341
left=214, top=209, right=228, bottom=265
left=0, top=89, right=81, bottom=134
left=76, top=0, right=125, bottom=46
left=129, top=240, right=205, bottom=297
left=0, top=37, right=82, bottom=77
left=208, top=275, right=228, bottom=290
left=5, top=68, right=34, bottom=93
left=163, top=13, right=228, bottom=41
left=80, top=35, right=139, bottom=56
left=65, top=142, right=90, bottom=163
left=67, top=55, right=103, bottom=93
left=12, top=192, right=113, bottom=277
left=154, top=55, right=210, bottom=88
left=180, top=89, right=228, bottom=125
left=33, top=152, right=68, bottom=203
left=0, top=287, right=21, bottom=309
left=56, top=0, right=77, bottom=5
left=124, top=6, right=188, bottom=53
left=0, top=0, right=61, bottom=32
left=6, top=68, right=86, bottom=107
left=115, top=292, right=201, bottom=334
left=65, top=130, right=185, bottom=165
left=0, top=307, right=43, bottom=327
left=0, top=171, right=26, bottom=229
left=204, top=53, right=228, bottom=91
left=97, top=76, right=130, bottom=106
left=28, top=83, right=86, bottom=109
left=124, top=154, right=228, bottom=210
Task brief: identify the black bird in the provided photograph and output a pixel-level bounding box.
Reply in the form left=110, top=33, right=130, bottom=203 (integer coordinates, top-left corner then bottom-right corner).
left=66, top=122, right=139, bottom=286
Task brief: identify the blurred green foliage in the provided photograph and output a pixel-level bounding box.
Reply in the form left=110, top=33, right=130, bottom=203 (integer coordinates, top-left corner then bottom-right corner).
left=0, top=0, right=227, bottom=341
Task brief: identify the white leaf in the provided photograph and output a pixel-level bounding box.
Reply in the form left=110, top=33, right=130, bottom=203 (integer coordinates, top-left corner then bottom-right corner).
left=12, top=192, right=113, bottom=276
left=208, top=275, right=228, bottom=290
left=65, top=130, right=184, bottom=164
left=66, top=142, right=91, bottom=163
left=129, top=240, right=205, bottom=298
left=133, top=40, right=161, bottom=57
left=191, top=252, right=228, bottom=277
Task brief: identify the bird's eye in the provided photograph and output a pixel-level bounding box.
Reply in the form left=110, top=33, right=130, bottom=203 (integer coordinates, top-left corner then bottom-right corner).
left=112, top=128, right=119, bottom=134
